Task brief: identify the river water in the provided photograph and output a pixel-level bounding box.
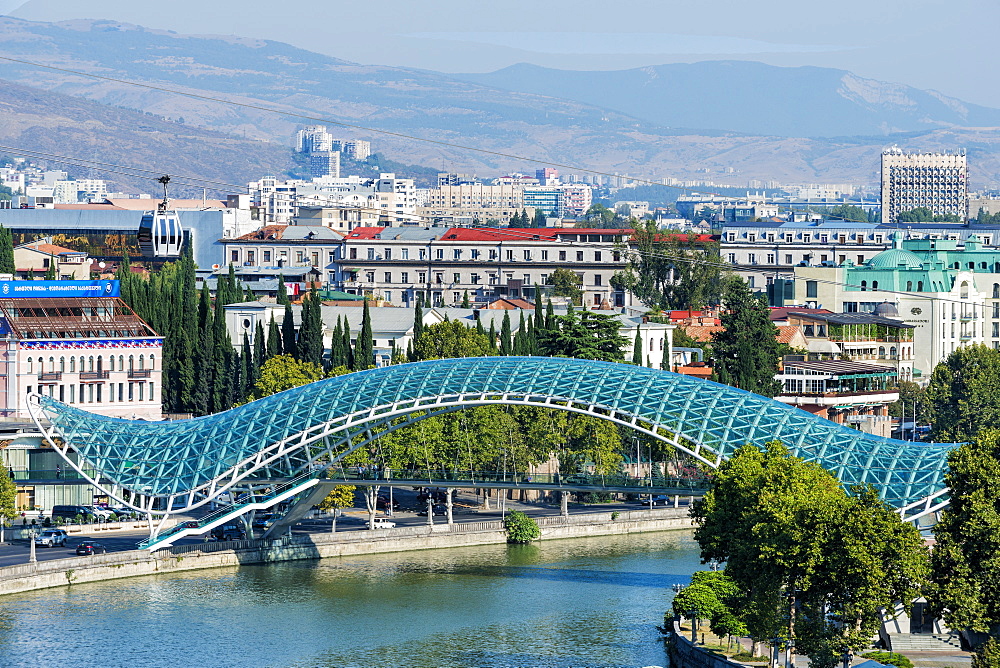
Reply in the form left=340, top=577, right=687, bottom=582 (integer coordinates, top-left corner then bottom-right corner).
left=0, top=531, right=701, bottom=668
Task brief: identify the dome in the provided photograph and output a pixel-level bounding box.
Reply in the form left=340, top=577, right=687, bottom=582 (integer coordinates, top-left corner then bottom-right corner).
left=866, top=248, right=924, bottom=270
left=873, top=301, right=900, bottom=317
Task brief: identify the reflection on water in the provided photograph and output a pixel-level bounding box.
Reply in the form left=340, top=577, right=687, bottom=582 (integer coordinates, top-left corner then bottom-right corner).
left=0, top=531, right=701, bottom=668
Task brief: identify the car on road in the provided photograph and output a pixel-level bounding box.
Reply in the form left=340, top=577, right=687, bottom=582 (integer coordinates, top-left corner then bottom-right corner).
left=416, top=504, right=448, bottom=517
left=371, top=518, right=396, bottom=529
left=75, top=541, right=107, bottom=556
left=252, top=514, right=277, bottom=530
left=34, top=529, right=69, bottom=547
left=211, top=524, right=246, bottom=541
left=51, top=505, right=96, bottom=522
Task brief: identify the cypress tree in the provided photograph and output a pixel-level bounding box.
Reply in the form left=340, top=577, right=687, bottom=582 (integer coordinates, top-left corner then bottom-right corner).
left=242, top=333, right=254, bottom=398
left=632, top=330, right=643, bottom=366
left=43, top=255, right=56, bottom=280
left=0, top=225, right=13, bottom=274
left=410, top=301, right=424, bottom=361
left=254, top=321, right=266, bottom=370
left=461, top=290, right=471, bottom=308
left=210, top=293, right=232, bottom=412
left=534, top=292, right=544, bottom=330
left=342, top=316, right=354, bottom=370
left=281, top=303, right=297, bottom=359
left=513, top=311, right=527, bottom=355
left=191, top=285, right=214, bottom=415
left=526, top=316, right=536, bottom=355
left=276, top=274, right=290, bottom=306
left=545, top=300, right=555, bottom=332
left=488, top=320, right=498, bottom=353
left=499, top=311, right=513, bottom=356
left=355, top=299, right=373, bottom=370
left=297, top=289, right=325, bottom=367
left=330, top=316, right=345, bottom=368
left=266, top=315, right=281, bottom=358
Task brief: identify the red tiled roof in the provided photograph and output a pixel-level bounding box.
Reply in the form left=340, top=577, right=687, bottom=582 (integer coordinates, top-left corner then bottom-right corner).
left=775, top=325, right=804, bottom=344
left=681, top=325, right=724, bottom=342
left=346, top=227, right=387, bottom=239
left=236, top=225, right=288, bottom=241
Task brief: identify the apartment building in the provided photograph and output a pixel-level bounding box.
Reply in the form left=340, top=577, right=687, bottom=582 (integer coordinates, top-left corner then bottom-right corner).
left=334, top=226, right=635, bottom=308
left=793, top=243, right=987, bottom=378
left=881, top=147, right=968, bottom=224
left=248, top=173, right=418, bottom=224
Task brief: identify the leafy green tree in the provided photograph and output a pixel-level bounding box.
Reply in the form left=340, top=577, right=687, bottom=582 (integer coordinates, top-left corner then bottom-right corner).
left=694, top=442, right=928, bottom=666
left=888, top=380, right=931, bottom=425
left=532, top=209, right=548, bottom=228
left=249, top=354, right=324, bottom=400
left=897, top=207, right=962, bottom=223
left=538, top=307, right=628, bottom=362
left=504, top=510, right=540, bottom=543
left=710, top=278, right=783, bottom=397
left=927, top=344, right=1000, bottom=441
left=612, top=220, right=727, bottom=310
left=317, top=483, right=356, bottom=532
left=0, top=225, right=14, bottom=274
left=827, top=204, right=874, bottom=224
left=546, top=267, right=583, bottom=305
left=973, top=637, right=1000, bottom=668
left=582, top=203, right=619, bottom=228
left=0, top=464, right=16, bottom=543
left=411, top=320, right=496, bottom=361
left=928, top=429, right=1000, bottom=636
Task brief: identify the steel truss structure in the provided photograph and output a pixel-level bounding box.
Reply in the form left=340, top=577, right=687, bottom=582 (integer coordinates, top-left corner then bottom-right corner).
left=28, top=357, right=957, bottom=522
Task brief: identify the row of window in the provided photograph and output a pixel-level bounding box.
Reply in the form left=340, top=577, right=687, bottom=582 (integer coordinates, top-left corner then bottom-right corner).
left=350, top=248, right=620, bottom=262
left=26, top=354, right=155, bottom=374
left=728, top=232, right=887, bottom=244
left=27, top=381, right=154, bottom=404
left=354, top=270, right=607, bottom=288
left=732, top=253, right=868, bottom=266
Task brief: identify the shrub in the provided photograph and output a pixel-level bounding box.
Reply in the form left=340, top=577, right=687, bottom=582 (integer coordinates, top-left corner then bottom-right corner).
left=504, top=511, right=540, bottom=544
left=611, top=511, right=620, bottom=521
left=863, top=651, right=914, bottom=668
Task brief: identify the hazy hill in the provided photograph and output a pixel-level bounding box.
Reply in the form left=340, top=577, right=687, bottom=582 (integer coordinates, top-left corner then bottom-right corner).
left=1, top=18, right=1000, bottom=187
left=456, top=61, right=1000, bottom=138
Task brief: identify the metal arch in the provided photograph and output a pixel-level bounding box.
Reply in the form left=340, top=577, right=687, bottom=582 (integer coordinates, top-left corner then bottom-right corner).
left=27, top=356, right=960, bottom=515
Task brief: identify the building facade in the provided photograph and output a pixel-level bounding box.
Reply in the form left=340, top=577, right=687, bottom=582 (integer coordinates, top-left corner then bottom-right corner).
left=881, top=147, right=968, bottom=224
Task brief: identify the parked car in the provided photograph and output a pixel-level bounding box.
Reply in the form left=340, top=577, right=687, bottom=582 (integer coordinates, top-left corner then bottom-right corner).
left=211, top=524, right=246, bottom=541
left=75, top=541, right=107, bottom=556
left=375, top=496, right=399, bottom=511
left=371, top=517, right=396, bottom=529
left=416, top=504, right=448, bottom=517
left=251, top=514, right=277, bottom=530
left=51, top=505, right=95, bottom=522
left=34, top=529, right=69, bottom=547
left=87, top=506, right=113, bottom=520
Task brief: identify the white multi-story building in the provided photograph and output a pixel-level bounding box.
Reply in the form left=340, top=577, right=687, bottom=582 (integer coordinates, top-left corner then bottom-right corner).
left=248, top=173, right=418, bottom=225
left=295, top=125, right=335, bottom=153
left=881, top=147, right=968, bottom=224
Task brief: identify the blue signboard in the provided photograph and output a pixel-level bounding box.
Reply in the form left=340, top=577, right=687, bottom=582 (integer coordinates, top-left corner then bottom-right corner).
left=0, top=280, right=120, bottom=299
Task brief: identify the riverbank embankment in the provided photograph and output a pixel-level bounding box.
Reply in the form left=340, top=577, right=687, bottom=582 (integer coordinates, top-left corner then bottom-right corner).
left=0, top=507, right=693, bottom=596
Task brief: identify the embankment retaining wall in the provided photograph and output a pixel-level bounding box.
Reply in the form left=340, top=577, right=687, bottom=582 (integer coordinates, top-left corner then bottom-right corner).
left=0, top=508, right=694, bottom=597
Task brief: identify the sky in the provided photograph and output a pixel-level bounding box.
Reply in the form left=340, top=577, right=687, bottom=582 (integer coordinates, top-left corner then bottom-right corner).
left=4, top=0, right=1000, bottom=107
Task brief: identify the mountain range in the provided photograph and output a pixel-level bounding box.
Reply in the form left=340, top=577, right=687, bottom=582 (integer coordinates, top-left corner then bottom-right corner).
left=0, top=17, right=999, bottom=190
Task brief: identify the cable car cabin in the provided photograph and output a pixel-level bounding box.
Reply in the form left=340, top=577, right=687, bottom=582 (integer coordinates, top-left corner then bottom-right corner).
left=137, top=210, right=184, bottom=258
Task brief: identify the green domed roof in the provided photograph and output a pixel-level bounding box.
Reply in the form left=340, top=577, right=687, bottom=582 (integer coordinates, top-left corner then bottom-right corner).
left=866, top=248, right=924, bottom=270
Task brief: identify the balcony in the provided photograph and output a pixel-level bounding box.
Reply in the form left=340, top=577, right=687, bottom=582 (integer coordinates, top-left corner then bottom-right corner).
left=128, top=369, right=152, bottom=379
left=37, top=372, right=62, bottom=381
left=80, top=370, right=110, bottom=381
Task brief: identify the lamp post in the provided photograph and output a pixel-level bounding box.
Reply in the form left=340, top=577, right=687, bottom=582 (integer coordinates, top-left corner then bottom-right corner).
left=28, top=529, right=36, bottom=564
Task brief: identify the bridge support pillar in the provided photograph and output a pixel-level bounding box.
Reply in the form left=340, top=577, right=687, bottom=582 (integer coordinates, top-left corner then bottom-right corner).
left=446, top=488, right=453, bottom=526
left=560, top=491, right=569, bottom=517
left=673, top=495, right=679, bottom=509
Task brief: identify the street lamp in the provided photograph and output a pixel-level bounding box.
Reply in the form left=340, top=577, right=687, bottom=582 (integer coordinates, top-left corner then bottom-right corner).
left=28, top=529, right=36, bottom=564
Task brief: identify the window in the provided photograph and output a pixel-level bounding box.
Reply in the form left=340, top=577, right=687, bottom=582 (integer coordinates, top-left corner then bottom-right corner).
left=453, top=292, right=460, bottom=303
left=748, top=253, right=756, bottom=264
left=785, top=254, right=792, bottom=265
left=595, top=274, right=603, bottom=286
left=349, top=248, right=357, bottom=260
left=559, top=251, right=566, bottom=261
left=401, top=272, right=409, bottom=283
left=595, top=251, right=602, bottom=262
left=489, top=250, right=497, bottom=260
left=471, top=274, right=480, bottom=285
left=820, top=235, right=829, bottom=243
left=872, top=281, right=879, bottom=290
left=384, top=292, right=391, bottom=303
left=994, top=303, right=999, bottom=319
left=806, top=281, right=818, bottom=299
left=263, top=250, right=271, bottom=263
left=523, top=250, right=531, bottom=261
left=541, top=250, right=549, bottom=261
left=454, top=249, right=462, bottom=260
left=917, top=281, right=923, bottom=291
left=505, top=250, right=513, bottom=261
left=766, top=253, right=775, bottom=264
left=384, top=272, right=392, bottom=283
left=727, top=253, right=736, bottom=263
left=453, top=273, right=461, bottom=283
left=992, top=322, right=998, bottom=338
left=418, top=272, right=426, bottom=283
left=419, top=249, right=427, bottom=260
left=231, top=250, right=239, bottom=262
left=367, top=248, right=375, bottom=260
left=907, top=281, right=913, bottom=291
left=576, top=251, right=584, bottom=262
left=860, top=281, right=867, bottom=291
left=839, top=255, right=846, bottom=264
left=366, top=272, right=375, bottom=283
left=435, top=273, right=443, bottom=284
left=994, top=283, right=999, bottom=299
left=435, top=249, right=444, bottom=260
left=803, top=234, right=812, bottom=243
left=471, top=249, right=480, bottom=260
left=401, top=249, right=409, bottom=260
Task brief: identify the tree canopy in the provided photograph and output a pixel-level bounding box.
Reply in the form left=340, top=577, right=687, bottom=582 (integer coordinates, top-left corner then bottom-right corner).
left=546, top=267, right=583, bottom=305
left=248, top=354, right=325, bottom=400
left=710, top=278, right=783, bottom=397
left=537, top=308, right=628, bottom=362
left=412, top=319, right=495, bottom=361
left=927, top=344, right=1000, bottom=442
left=612, top=220, right=727, bottom=311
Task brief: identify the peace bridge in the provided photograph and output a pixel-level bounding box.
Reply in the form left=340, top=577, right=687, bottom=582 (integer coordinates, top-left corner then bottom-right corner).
left=26, top=357, right=957, bottom=550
